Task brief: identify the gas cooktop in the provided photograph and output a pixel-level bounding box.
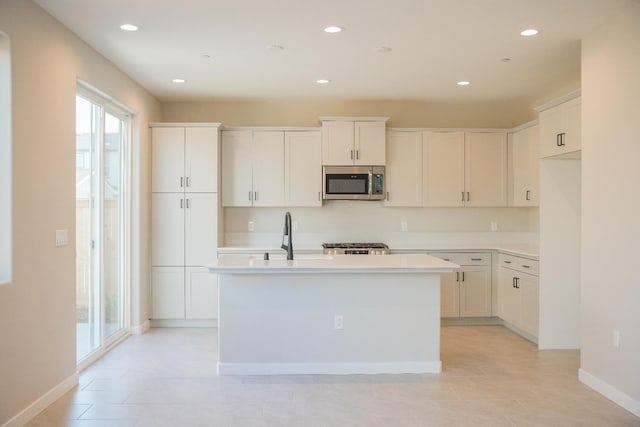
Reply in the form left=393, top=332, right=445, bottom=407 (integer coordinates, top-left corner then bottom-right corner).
left=322, top=243, right=389, bottom=255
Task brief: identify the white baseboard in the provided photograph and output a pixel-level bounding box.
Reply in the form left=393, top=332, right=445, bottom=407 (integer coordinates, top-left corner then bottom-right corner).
left=579, top=368, right=640, bottom=417
left=131, top=319, right=150, bottom=335
left=1, top=372, right=78, bottom=427
left=217, top=361, right=442, bottom=375
left=150, top=319, right=217, bottom=328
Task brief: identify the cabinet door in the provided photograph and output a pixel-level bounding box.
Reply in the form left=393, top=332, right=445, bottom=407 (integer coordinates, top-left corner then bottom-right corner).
left=511, top=125, right=539, bottom=206
left=539, top=97, right=581, bottom=158
left=465, top=132, right=507, bottom=207
left=151, top=266, right=185, bottom=319
left=184, top=193, right=217, bottom=266
left=152, top=127, right=184, bottom=192
left=384, top=131, right=422, bottom=207
left=440, top=271, right=460, bottom=318
left=459, top=266, right=492, bottom=317
left=519, top=273, right=539, bottom=338
left=151, top=193, right=184, bottom=266
left=322, top=121, right=354, bottom=165
left=221, top=131, right=253, bottom=207
left=285, top=131, right=322, bottom=207
left=186, top=267, right=218, bottom=319
left=185, top=127, right=218, bottom=193
left=355, top=121, right=386, bottom=165
left=498, top=267, right=519, bottom=326
left=252, top=131, right=285, bottom=206
left=563, top=97, right=581, bottom=153
left=422, top=132, right=465, bottom=207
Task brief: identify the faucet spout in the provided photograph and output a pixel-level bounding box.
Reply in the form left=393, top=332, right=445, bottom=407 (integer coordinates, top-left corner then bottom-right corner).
left=281, top=211, right=294, bottom=260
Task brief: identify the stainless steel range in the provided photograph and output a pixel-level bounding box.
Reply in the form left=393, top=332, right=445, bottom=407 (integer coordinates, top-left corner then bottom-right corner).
left=322, top=243, right=390, bottom=255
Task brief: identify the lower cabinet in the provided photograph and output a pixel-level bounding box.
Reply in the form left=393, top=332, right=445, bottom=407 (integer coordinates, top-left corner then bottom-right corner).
left=498, top=254, right=539, bottom=339
left=432, top=252, right=492, bottom=318
left=151, top=266, right=218, bottom=321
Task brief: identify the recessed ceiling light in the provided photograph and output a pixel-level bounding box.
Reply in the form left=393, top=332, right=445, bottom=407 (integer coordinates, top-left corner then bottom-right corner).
left=457, top=81, right=471, bottom=86
left=316, top=79, right=331, bottom=84
left=375, top=46, right=392, bottom=54
left=324, top=26, right=343, bottom=33
left=172, top=78, right=186, bottom=83
left=266, top=44, right=284, bottom=51
left=119, top=24, right=139, bottom=32
left=520, top=28, right=539, bottom=37
left=501, top=57, right=512, bottom=62
left=201, top=54, right=211, bottom=59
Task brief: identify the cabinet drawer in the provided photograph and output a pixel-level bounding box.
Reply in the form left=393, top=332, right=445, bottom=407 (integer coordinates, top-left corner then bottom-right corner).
left=430, top=252, right=491, bottom=266
left=500, top=254, right=539, bottom=275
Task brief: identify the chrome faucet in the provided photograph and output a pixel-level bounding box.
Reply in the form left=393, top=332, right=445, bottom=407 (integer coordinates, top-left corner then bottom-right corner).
left=281, top=211, right=294, bottom=260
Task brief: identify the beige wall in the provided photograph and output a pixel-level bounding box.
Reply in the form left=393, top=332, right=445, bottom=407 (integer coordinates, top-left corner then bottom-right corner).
left=162, top=98, right=538, bottom=129
left=581, top=2, right=640, bottom=413
left=0, top=1, right=161, bottom=424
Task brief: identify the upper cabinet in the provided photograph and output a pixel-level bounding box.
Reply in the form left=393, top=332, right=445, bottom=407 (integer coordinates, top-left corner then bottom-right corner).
left=221, top=129, right=322, bottom=207
left=423, top=131, right=507, bottom=207
left=384, top=131, right=423, bottom=206
left=538, top=95, right=581, bottom=158
left=321, top=118, right=388, bottom=165
left=152, top=126, right=219, bottom=193
left=509, top=124, right=539, bottom=207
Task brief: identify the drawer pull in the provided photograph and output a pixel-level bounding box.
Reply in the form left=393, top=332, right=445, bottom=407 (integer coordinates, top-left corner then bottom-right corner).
left=471, top=258, right=482, bottom=261
left=443, top=258, right=450, bottom=261
left=504, top=260, right=512, bottom=264
left=522, top=265, right=530, bottom=268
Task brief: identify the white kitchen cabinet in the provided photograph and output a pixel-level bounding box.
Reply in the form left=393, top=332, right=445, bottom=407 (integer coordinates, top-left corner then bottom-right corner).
left=431, top=252, right=492, bottom=318
left=422, top=132, right=465, bottom=207
left=498, top=254, right=539, bottom=340
left=509, top=124, right=539, bottom=206
left=464, top=132, right=508, bottom=207
left=152, top=126, right=219, bottom=193
left=151, top=123, right=220, bottom=323
left=222, top=129, right=322, bottom=207
left=384, top=131, right=422, bottom=206
left=539, top=96, right=581, bottom=158
left=285, top=131, right=322, bottom=207
left=151, top=267, right=185, bottom=319
left=321, top=118, right=387, bottom=165
left=221, top=130, right=284, bottom=207
left=186, top=267, right=218, bottom=319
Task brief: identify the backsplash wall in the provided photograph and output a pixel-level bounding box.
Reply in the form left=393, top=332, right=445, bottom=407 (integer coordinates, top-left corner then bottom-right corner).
left=222, top=203, right=538, bottom=248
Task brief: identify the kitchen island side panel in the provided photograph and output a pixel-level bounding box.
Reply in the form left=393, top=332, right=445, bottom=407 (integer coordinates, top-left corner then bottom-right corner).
left=217, top=273, right=441, bottom=374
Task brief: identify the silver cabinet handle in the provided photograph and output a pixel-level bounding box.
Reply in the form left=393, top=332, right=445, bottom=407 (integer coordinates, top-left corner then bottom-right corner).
left=186, top=198, right=190, bottom=209
left=254, top=191, right=258, bottom=201
left=180, top=198, right=184, bottom=209
left=186, top=177, right=190, bottom=187
left=248, top=191, right=252, bottom=201
left=471, top=258, right=482, bottom=261
left=350, top=150, right=354, bottom=160
left=180, top=177, right=184, bottom=187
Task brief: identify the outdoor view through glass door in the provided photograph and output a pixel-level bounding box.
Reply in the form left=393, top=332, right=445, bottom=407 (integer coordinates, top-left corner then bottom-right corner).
left=76, top=91, right=128, bottom=362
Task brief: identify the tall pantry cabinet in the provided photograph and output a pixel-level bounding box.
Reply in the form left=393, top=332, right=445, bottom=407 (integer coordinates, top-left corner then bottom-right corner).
left=150, top=124, right=221, bottom=326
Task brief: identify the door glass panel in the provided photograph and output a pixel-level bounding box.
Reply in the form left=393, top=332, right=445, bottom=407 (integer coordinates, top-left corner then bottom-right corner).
left=75, top=95, right=100, bottom=361
left=104, top=112, right=123, bottom=339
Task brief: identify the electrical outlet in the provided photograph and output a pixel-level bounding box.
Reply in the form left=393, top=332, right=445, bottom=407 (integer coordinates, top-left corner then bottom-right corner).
left=248, top=221, right=255, bottom=232
left=490, top=221, right=498, bottom=231
left=612, top=330, right=620, bottom=348
left=334, top=315, right=343, bottom=330
left=292, top=221, right=299, bottom=231
left=400, top=221, right=408, bottom=232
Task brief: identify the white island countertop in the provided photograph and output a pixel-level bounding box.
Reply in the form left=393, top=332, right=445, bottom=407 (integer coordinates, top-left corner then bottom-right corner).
left=209, top=254, right=459, bottom=274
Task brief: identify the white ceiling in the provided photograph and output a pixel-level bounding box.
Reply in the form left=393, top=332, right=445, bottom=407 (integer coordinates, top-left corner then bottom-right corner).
left=35, top=0, right=638, bottom=104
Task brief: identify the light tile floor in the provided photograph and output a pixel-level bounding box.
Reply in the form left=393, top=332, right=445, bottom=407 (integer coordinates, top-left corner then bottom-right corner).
left=27, top=326, right=640, bottom=426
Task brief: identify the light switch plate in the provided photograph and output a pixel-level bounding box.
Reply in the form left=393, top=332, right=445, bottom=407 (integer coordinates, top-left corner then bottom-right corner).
left=55, top=229, right=69, bottom=247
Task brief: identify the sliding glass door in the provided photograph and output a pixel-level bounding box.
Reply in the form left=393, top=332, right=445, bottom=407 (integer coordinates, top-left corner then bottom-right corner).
left=76, top=90, right=129, bottom=362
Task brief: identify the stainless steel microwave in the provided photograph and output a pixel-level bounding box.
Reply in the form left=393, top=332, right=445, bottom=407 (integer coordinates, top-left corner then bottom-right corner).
left=323, top=166, right=385, bottom=200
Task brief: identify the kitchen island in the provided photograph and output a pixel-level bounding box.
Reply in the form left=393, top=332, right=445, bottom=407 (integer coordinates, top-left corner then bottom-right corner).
left=208, top=254, right=458, bottom=375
